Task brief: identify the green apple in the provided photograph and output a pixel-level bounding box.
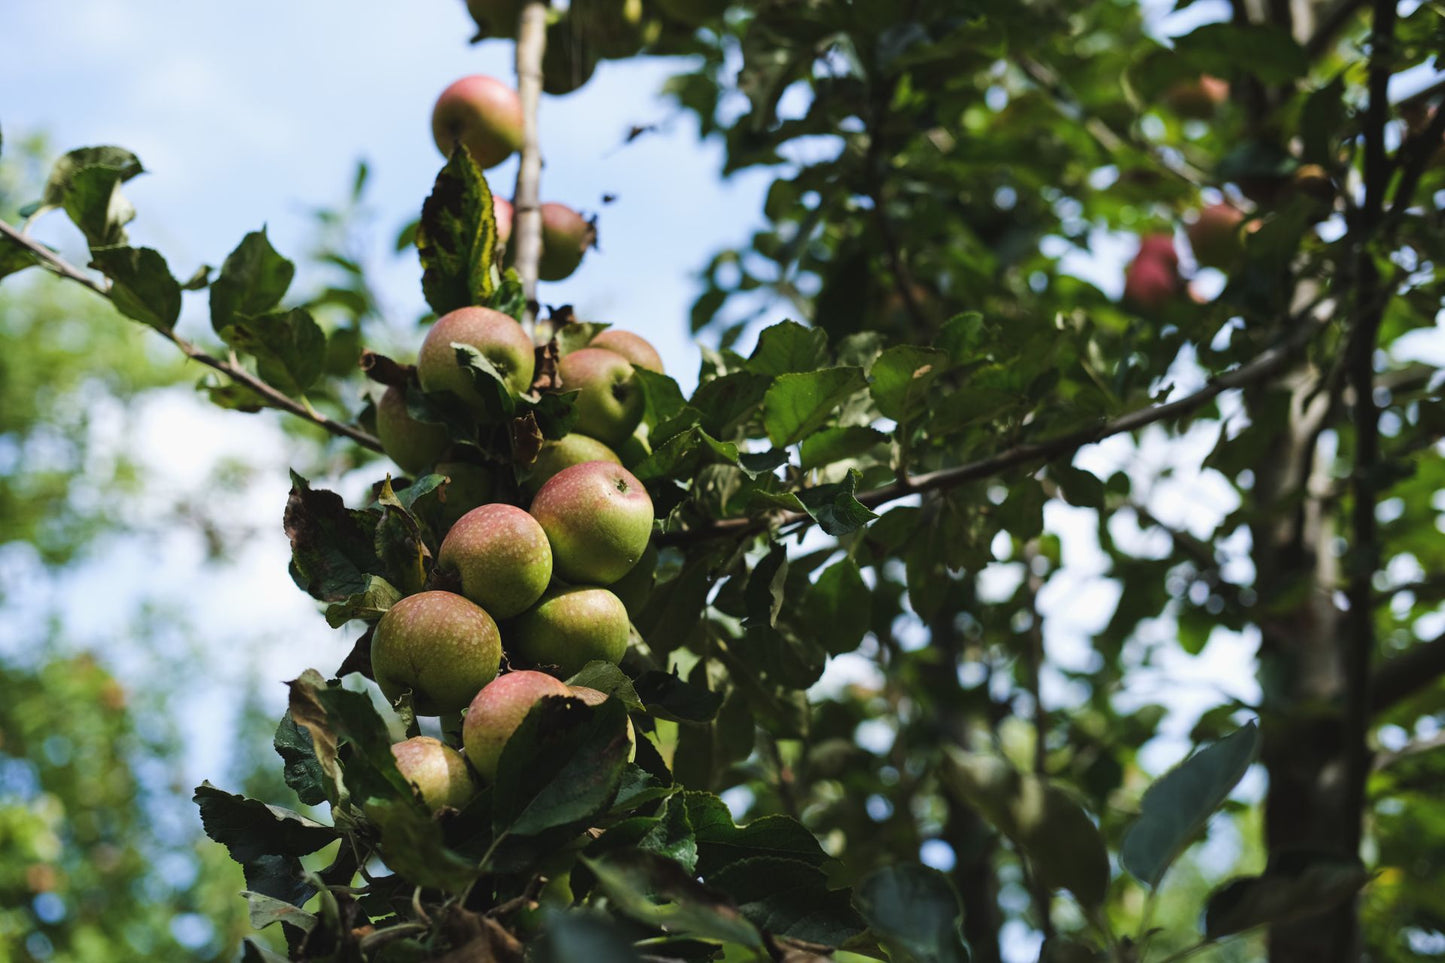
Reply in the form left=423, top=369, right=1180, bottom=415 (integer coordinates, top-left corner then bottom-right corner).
left=588, top=329, right=664, bottom=374
left=417, top=306, right=536, bottom=408
left=371, top=591, right=502, bottom=715
left=391, top=736, right=474, bottom=811
left=462, top=670, right=573, bottom=781
left=523, top=433, right=621, bottom=496
left=538, top=203, right=595, bottom=281
left=542, top=19, right=599, bottom=96
left=435, top=460, right=497, bottom=529
left=509, top=586, right=630, bottom=677
left=529, top=461, right=654, bottom=585
left=375, top=385, right=449, bottom=474
left=571, top=0, right=650, bottom=59
left=569, top=685, right=637, bottom=760
left=431, top=74, right=524, bottom=169
left=557, top=347, right=642, bottom=447
left=438, top=504, right=552, bottom=619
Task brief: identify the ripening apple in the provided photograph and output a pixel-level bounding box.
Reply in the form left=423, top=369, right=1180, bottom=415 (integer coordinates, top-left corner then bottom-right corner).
left=557, top=347, right=643, bottom=447
left=569, top=686, right=637, bottom=760
left=538, top=203, right=595, bottom=281
left=588, top=329, right=664, bottom=374
left=1123, top=251, right=1180, bottom=313
left=371, top=591, right=502, bottom=715
left=529, top=460, right=654, bottom=585
left=509, top=586, right=631, bottom=678
left=1186, top=203, right=1246, bottom=270
left=375, top=385, right=450, bottom=474
left=523, top=433, right=622, bottom=496
left=438, top=504, right=553, bottom=619
left=462, top=670, right=573, bottom=781
left=431, top=75, right=525, bottom=170
left=391, top=736, right=474, bottom=811
left=417, top=306, right=536, bottom=408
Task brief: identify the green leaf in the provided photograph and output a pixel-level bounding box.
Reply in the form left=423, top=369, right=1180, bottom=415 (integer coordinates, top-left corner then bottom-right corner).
left=746, top=320, right=829, bottom=376
left=799, top=425, right=888, bottom=471
left=323, top=575, right=401, bottom=628
left=273, top=710, right=327, bottom=807
left=633, top=366, right=690, bottom=429
left=804, top=559, right=871, bottom=656
left=453, top=342, right=517, bottom=421
left=417, top=147, right=500, bottom=315
left=690, top=371, right=773, bottom=439
left=685, top=792, right=830, bottom=877
left=193, top=782, right=337, bottom=864
left=286, top=668, right=414, bottom=808
left=535, top=908, right=646, bottom=963
left=0, top=232, right=40, bottom=281
left=566, top=661, right=644, bottom=711
left=1120, top=722, right=1260, bottom=888
left=210, top=229, right=295, bottom=334
left=709, top=856, right=866, bottom=946
left=1203, top=856, right=1369, bottom=938
left=283, top=472, right=382, bottom=603
left=241, top=938, right=295, bottom=963
left=935, top=312, right=988, bottom=365
left=365, top=798, right=481, bottom=893
left=585, top=850, right=764, bottom=949
left=634, top=670, right=725, bottom=724
left=223, top=307, right=326, bottom=395
left=763, top=366, right=867, bottom=447
left=870, top=345, right=951, bottom=422
left=1174, top=23, right=1307, bottom=84
left=243, top=890, right=318, bottom=934
left=744, top=542, right=789, bottom=629
left=854, top=863, right=970, bottom=963
left=88, top=245, right=182, bottom=331
left=38, top=146, right=144, bottom=247
left=795, top=469, right=879, bottom=536
left=493, top=696, right=631, bottom=838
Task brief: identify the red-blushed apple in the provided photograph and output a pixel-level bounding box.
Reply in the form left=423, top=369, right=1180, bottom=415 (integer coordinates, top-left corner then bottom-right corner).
left=569, top=685, right=637, bottom=760
left=437, top=504, right=552, bottom=618
left=431, top=75, right=525, bottom=170
left=523, top=433, right=622, bottom=496
left=588, top=329, right=665, bottom=374
left=465, top=0, right=526, bottom=39
left=529, top=460, right=654, bottom=585
left=391, top=735, right=474, bottom=811
left=371, top=591, right=502, bottom=715
left=376, top=385, right=450, bottom=474
left=1123, top=252, right=1180, bottom=313
left=462, top=670, right=573, bottom=781
left=417, top=306, right=536, bottom=407
left=509, top=586, right=630, bottom=678
left=1186, top=203, right=1246, bottom=270
left=435, top=460, right=497, bottom=529
left=1165, top=75, right=1228, bottom=119
left=556, top=347, right=643, bottom=447
left=538, top=203, right=595, bottom=281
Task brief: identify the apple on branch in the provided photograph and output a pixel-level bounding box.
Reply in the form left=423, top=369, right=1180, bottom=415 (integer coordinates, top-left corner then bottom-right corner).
left=529, top=460, right=653, bottom=586
left=431, top=74, right=524, bottom=169
left=370, top=590, right=502, bottom=715
left=417, top=305, right=536, bottom=409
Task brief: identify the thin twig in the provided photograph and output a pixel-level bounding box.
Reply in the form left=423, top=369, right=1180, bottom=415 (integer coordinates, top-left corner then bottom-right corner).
left=1369, top=630, right=1445, bottom=714
left=512, top=1, right=547, bottom=328
left=0, top=219, right=382, bottom=451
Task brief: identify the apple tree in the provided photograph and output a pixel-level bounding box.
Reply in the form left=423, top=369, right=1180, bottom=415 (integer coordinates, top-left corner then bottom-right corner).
left=2, top=1, right=1444, bottom=961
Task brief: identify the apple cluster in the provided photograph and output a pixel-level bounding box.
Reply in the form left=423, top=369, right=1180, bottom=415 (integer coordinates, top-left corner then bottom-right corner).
left=431, top=74, right=595, bottom=280
left=369, top=304, right=665, bottom=809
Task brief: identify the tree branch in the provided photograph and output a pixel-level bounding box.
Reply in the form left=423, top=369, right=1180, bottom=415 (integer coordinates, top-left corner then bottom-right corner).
left=658, top=311, right=1330, bottom=546
left=512, top=1, right=547, bottom=328
left=1369, top=630, right=1445, bottom=715
left=0, top=219, right=383, bottom=451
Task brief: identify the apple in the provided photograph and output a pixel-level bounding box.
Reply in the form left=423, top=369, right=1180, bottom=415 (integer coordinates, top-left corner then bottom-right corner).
left=538, top=203, right=595, bottom=281
left=375, top=385, right=450, bottom=474
left=371, top=591, right=502, bottom=715
left=509, top=586, right=630, bottom=677
left=391, top=736, right=474, bottom=811
left=438, top=504, right=553, bottom=619
left=556, top=347, right=643, bottom=447
left=542, top=20, right=599, bottom=96
left=607, top=542, right=657, bottom=618
left=1186, top=203, right=1246, bottom=270
left=572, top=0, right=650, bottom=59
left=1123, top=255, right=1179, bottom=313
left=435, top=460, right=497, bottom=529
left=492, top=196, right=513, bottom=246
left=1165, top=75, right=1228, bottom=120
left=569, top=686, right=637, bottom=760
left=524, top=433, right=622, bottom=496
left=431, top=75, right=524, bottom=170
left=529, top=461, right=654, bottom=585
left=462, top=670, right=573, bottom=781
left=588, top=329, right=664, bottom=374
left=417, top=306, right=536, bottom=408
left=465, top=0, right=526, bottom=39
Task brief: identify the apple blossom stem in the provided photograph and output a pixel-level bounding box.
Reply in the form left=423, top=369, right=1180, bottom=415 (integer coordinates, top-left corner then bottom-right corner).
left=0, top=218, right=384, bottom=452
left=513, top=0, right=548, bottom=330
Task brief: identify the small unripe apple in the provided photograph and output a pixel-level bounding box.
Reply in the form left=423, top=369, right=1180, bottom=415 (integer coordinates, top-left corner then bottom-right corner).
left=391, top=736, right=474, bottom=811
left=509, top=586, right=631, bottom=678
left=1165, top=75, right=1228, bottom=120
left=588, top=329, right=664, bottom=374
left=1186, top=203, right=1246, bottom=270
left=462, top=670, right=573, bottom=781
left=432, top=75, right=525, bottom=170
left=465, top=0, right=526, bottom=39
left=530, top=461, right=654, bottom=585
left=523, top=434, right=622, bottom=496
left=417, top=306, right=536, bottom=407
left=371, top=591, right=502, bottom=715
left=438, top=504, right=553, bottom=619
left=557, top=347, right=643, bottom=447
left=376, top=385, right=450, bottom=474
left=435, top=461, right=497, bottom=529
left=569, top=685, right=637, bottom=760
left=538, top=203, right=595, bottom=281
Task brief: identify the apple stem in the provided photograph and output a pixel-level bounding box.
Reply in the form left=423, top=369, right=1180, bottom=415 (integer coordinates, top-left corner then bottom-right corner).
left=513, top=0, right=548, bottom=333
